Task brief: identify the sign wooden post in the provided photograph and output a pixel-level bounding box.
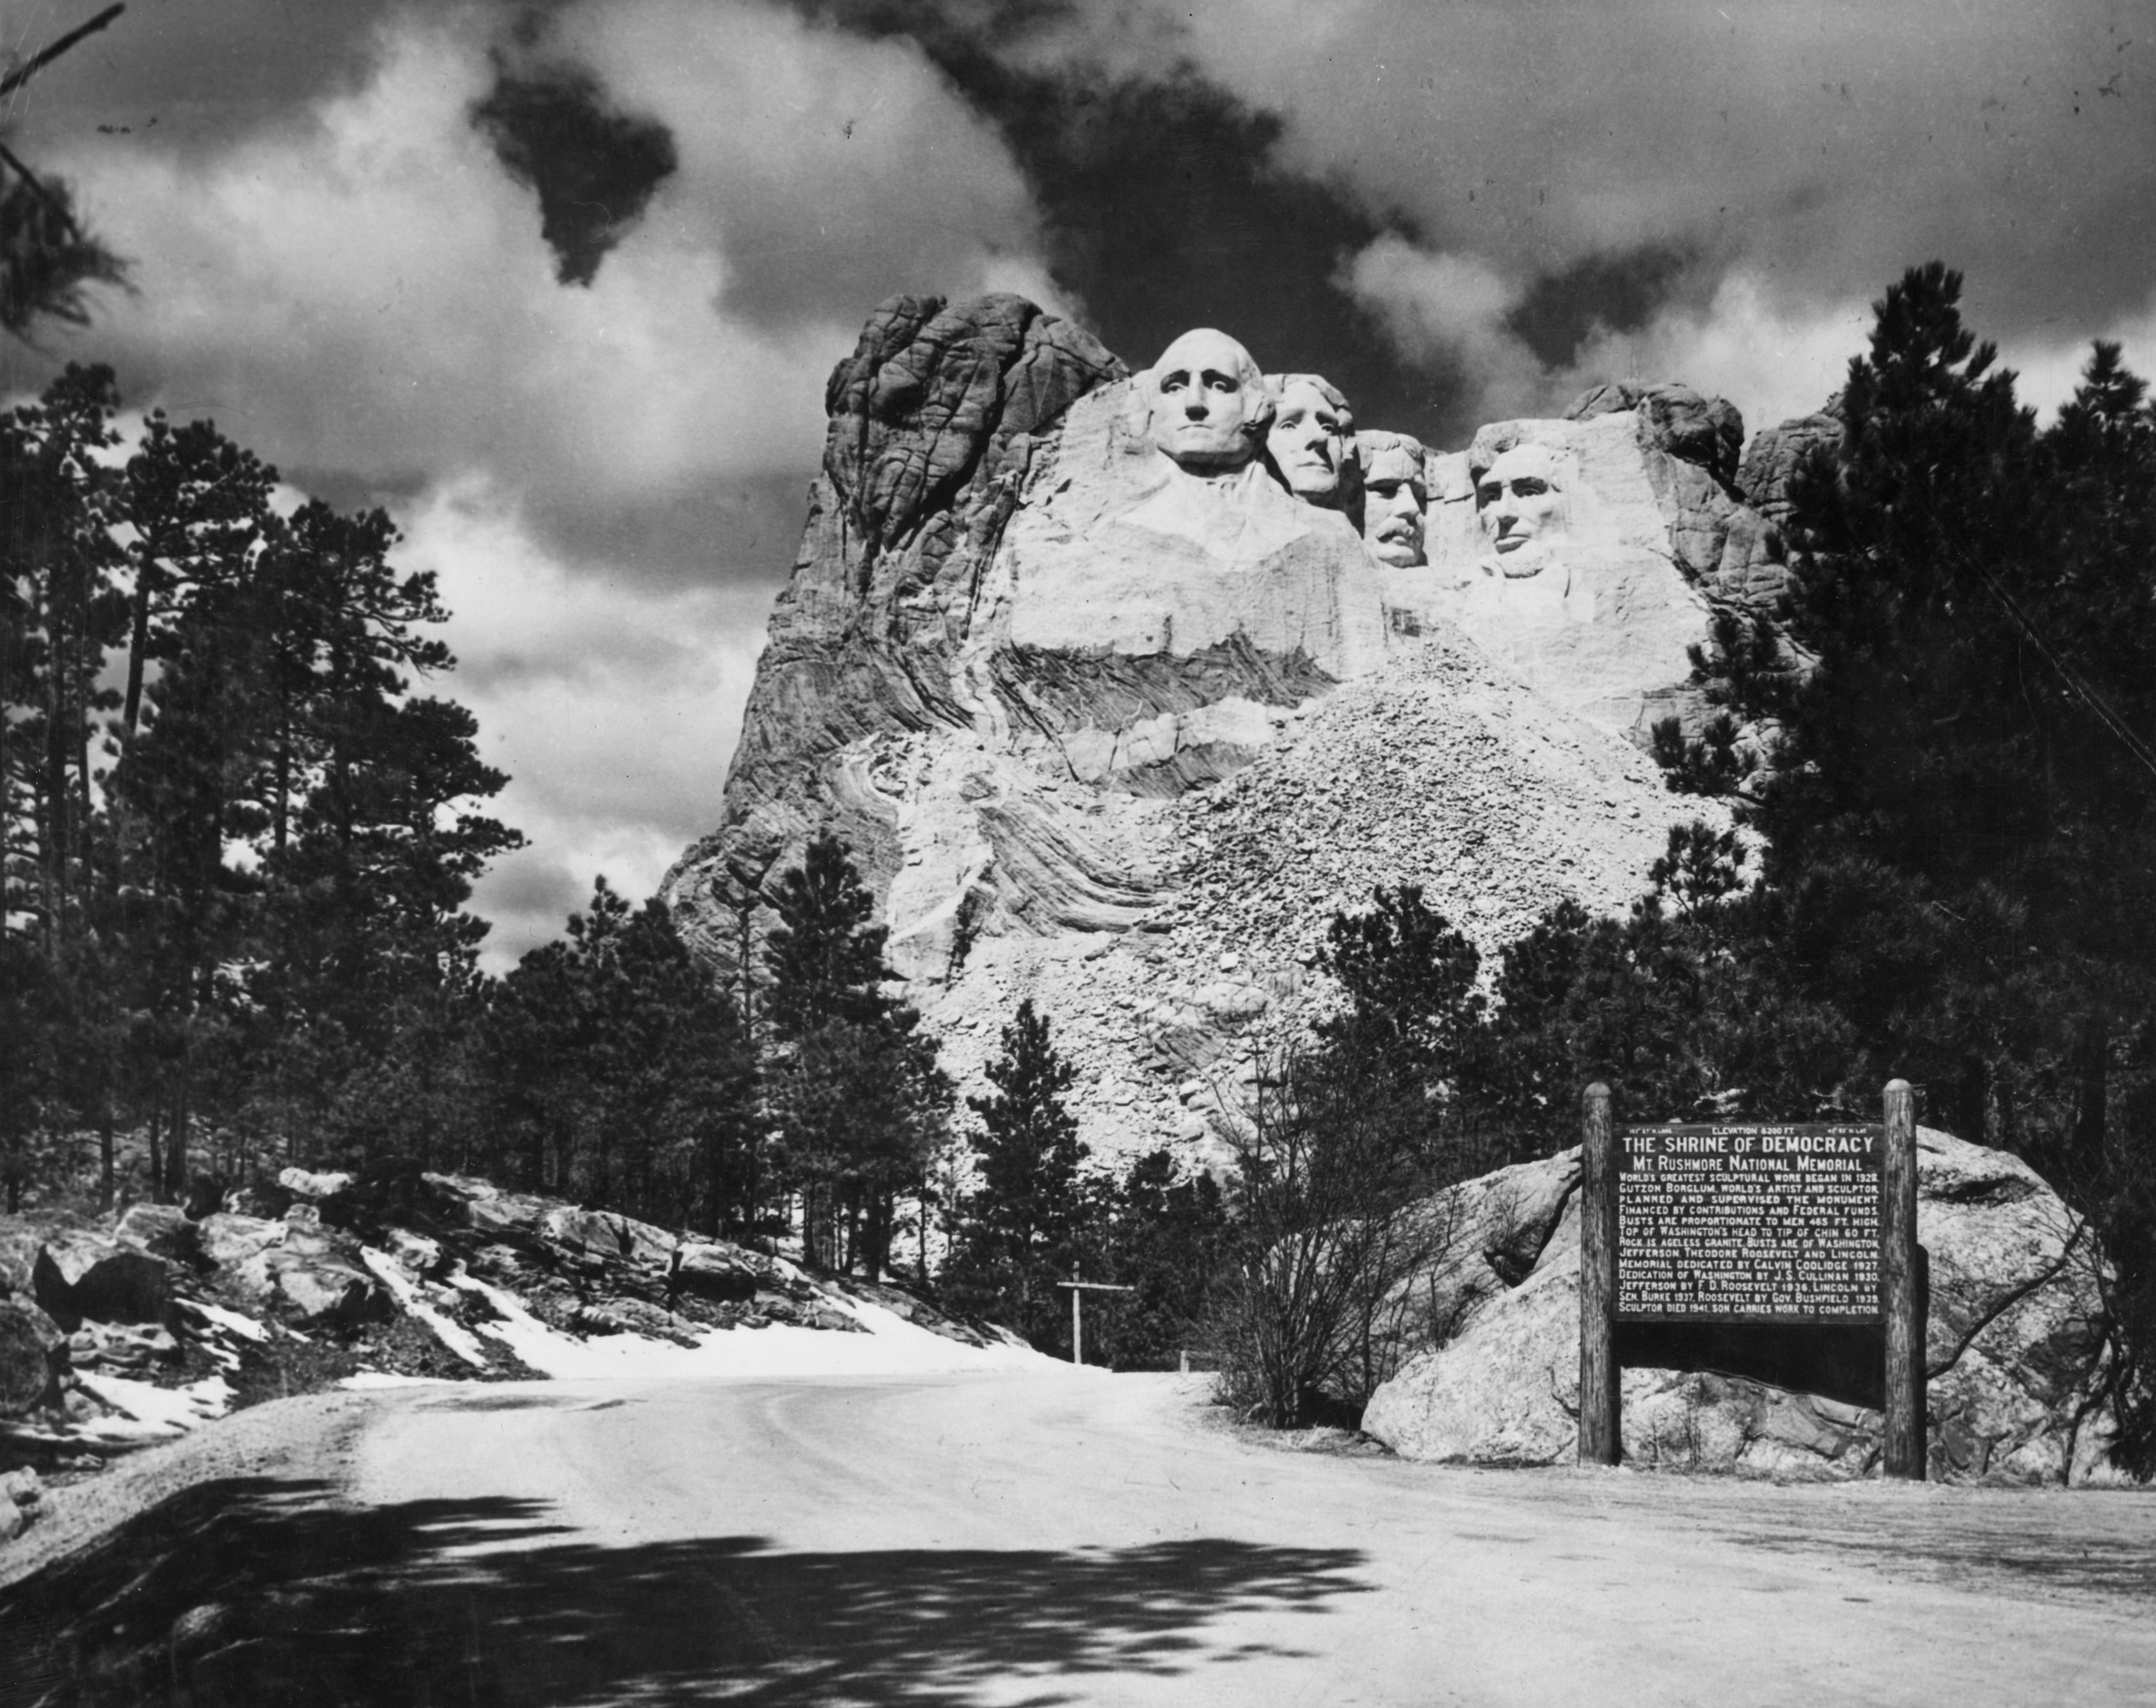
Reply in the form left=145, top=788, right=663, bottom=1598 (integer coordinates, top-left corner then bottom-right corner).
left=1055, top=1271, right=1134, bottom=1368
left=1880, top=1079, right=1925, bottom=1479
left=1578, top=1082, right=1621, bottom=1465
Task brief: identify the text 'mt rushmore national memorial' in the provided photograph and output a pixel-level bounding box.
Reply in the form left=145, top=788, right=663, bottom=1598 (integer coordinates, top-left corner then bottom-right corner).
left=663, top=293, right=2117, bottom=1483
left=1617, top=1125, right=1882, bottom=1324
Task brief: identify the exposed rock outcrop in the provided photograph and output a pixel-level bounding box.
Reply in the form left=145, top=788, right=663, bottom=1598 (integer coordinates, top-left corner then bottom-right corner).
left=1361, top=1128, right=2120, bottom=1484
left=5, top=1231, right=174, bottom=1333
left=678, top=292, right=1127, bottom=912
left=113, top=1204, right=201, bottom=1266
left=0, top=1301, right=65, bottom=1417
left=1735, top=403, right=1843, bottom=529
left=1400, top=381, right=1789, bottom=746
left=662, top=297, right=1756, bottom=1166
left=0, top=1167, right=1003, bottom=1502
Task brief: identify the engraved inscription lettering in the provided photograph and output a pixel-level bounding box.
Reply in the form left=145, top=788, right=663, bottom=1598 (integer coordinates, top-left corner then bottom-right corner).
left=1616, top=1124, right=1883, bottom=1324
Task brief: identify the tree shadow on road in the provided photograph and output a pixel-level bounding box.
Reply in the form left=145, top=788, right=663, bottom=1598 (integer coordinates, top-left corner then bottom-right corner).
left=3, top=1476, right=1370, bottom=1707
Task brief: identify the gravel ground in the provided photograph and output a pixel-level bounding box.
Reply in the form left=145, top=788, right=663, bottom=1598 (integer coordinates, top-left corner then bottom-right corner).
left=0, top=1388, right=377, bottom=1592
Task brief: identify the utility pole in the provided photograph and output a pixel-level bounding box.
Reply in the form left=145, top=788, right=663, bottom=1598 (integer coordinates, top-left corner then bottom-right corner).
left=1054, top=1269, right=1134, bottom=1367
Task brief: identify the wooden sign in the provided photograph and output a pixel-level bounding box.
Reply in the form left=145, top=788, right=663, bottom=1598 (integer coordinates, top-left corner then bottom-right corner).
left=1617, top=1124, right=1881, bottom=1323
left=1577, top=1081, right=1924, bottom=1478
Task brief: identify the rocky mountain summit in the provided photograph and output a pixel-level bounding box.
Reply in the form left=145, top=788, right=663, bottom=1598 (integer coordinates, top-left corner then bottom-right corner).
left=663, top=294, right=1807, bottom=1166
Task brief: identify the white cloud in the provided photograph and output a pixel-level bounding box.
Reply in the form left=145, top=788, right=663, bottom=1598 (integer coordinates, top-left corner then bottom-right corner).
left=1345, top=235, right=1877, bottom=441
left=1352, top=226, right=2156, bottom=448
left=20, top=1, right=1075, bottom=964
left=1569, top=276, right=1873, bottom=436
left=53, top=12, right=844, bottom=500
left=400, top=478, right=768, bottom=970
left=1999, top=294, right=2156, bottom=423
left=1340, top=235, right=1548, bottom=422
left=559, top=0, right=1056, bottom=329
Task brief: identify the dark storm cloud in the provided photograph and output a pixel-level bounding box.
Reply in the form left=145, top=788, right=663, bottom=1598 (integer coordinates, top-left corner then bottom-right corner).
left=1159, top=2, right=2156, bottom=365
left=778, top=1, right=1454, bottom=432
left=779, top=0, right=2156, bottom=438
left=1, top=0, right=404, bottom=154
left=779, top=2, right=1708, bottom=443
left=521, top=470, right=808, bottom=599
left=472, top=852, right=592, bottom=960
left=493, top=0, right=1055, bottom=342
left=1503, top=242, right=1703, bottom=370
left=471, top=63, right=679, bottom=286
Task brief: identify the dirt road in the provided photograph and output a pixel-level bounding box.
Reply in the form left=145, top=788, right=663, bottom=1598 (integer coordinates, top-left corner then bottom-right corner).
left=11, top=1370, right=2156, bottom=1704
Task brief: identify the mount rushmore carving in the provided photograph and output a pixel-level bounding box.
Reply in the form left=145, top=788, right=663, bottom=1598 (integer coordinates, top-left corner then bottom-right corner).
left=663, top=292, right=1810, bottom=1170
left=655, top=298, right=2116, bottom=1483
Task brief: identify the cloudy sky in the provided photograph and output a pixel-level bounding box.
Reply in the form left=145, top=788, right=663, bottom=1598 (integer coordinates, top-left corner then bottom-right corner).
left=5, top=0, right=2152, bottom=966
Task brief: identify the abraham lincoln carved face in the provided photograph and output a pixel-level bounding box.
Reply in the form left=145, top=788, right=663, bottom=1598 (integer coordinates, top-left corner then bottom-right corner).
left=1475, top=443, right=1567, bottom=574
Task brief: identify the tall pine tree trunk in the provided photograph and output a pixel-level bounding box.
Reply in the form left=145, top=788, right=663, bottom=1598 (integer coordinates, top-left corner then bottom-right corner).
left=2075, top=1017, right=2110, bottom=1168
left=146, top=1104, right=163, bottom=1205
left=74, top=614, right=97, bottom=905
left=864, top=1192, right=891, bottom=1283
left=41, top=606, right=68, bottom=954
left=166, top=1059, right=191, bottom=1204
left=1985, top=1057, right=2017, bottom=1152
left=111, top=557, right=163, bottom=909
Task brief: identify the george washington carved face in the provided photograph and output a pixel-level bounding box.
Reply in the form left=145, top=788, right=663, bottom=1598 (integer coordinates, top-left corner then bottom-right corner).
left=1145, top=329, right=1272, bottom=473
left=1358, top=432, right=1428, bottom=567
left=1264, top=374, right=1354, bottom=505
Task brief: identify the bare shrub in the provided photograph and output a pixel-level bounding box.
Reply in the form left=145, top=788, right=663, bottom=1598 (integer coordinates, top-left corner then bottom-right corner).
left=1209, top=1045, right=1493, bottom=1428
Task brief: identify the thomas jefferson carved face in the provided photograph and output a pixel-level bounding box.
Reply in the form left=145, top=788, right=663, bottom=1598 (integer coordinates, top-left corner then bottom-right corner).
left=1475, top=443, right=1565, bottom=573
left=1358, top=433, right=1427, bottom=567
left=1264, top=374, right=1354, bottom=505
left=1145, top=329, right=1272, bottom=473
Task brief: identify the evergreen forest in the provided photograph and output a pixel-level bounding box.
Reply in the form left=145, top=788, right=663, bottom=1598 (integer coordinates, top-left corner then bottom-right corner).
left=8, top=265, right=2156, bottom=1462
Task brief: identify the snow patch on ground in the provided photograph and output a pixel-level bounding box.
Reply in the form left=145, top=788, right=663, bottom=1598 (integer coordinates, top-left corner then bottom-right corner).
left=342, top=1372, right=463, bottom=1390
left=359, top=1247, right=493, bottom=1369
left=72, top=1375, right=234, bottom=1441
left=401, top=1268, right=1077, bottom=1384
left=174, top=1299, right=268, bottom=1344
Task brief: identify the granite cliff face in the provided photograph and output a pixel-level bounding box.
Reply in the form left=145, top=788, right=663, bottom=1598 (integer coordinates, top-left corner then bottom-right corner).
left=1400, top=380, right=1791, bottom=746
left=662, top=296, right=1803, bottom=1166
left=690, top=293, right=1129, bottom=910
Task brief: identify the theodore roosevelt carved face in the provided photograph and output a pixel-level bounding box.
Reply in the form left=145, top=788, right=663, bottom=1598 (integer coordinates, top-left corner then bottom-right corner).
left=1145, top=329, right=1272, bottom=474
left=1264, top=374, right=1354, bottom=506
left=1475, top=442, right=1567, bottom=575
left=1358, top=432, right=1428, bottom=568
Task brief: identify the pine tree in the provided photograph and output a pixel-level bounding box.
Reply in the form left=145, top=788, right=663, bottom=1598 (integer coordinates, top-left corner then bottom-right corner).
left=1095, top=1148, right=1228, bottom=1370
left=947, top=998, right=1088, bottom=1342
left=761, top=832, right=947, bottom=1275
left=1317, top=884, right=1484, bottom=1080
left=1309, top=884, right=1491, bottom=1177
left=1647, top=263, right=2156, bottom=1468
left=761, top=832, right=896, bottom=1040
